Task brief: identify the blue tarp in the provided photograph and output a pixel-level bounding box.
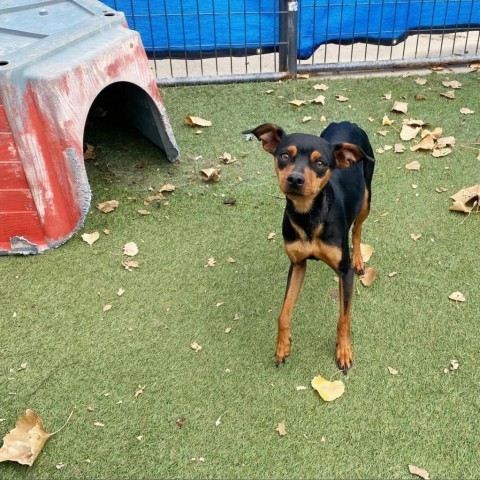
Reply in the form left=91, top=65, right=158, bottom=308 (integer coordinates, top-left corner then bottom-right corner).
left=104, top=0, right=480, bottom=59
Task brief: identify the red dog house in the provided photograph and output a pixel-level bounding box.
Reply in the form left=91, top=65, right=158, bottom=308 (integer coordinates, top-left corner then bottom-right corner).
left=0, top=0, right=178, bottom=254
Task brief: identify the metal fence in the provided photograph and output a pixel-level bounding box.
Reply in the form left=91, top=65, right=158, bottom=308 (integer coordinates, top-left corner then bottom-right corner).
left=104, top=0, right=480, bottom=85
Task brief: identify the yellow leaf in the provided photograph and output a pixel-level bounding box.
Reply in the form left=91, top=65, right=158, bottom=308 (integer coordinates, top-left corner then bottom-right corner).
left=392, top=101, right=408, bottom=114
left=460, top=107, right=475, bottom=115
left=0, top=410, right=52, bottom=466
left=185, top=116, right=212, bottom=127
left=311, top=376, right=345, bottom=401
left=159, top=183, right=176, bottom=193
left=288, top=99, right=307, bottom=107
left=382, top=115, right=394, bottom=126
left=313, top=95, right=325, bottom=105
left=405, top=161, right=421, bottom=171
left=336, top=95, right=349, bottom=102
left=313, top=83, right=329, bottom=91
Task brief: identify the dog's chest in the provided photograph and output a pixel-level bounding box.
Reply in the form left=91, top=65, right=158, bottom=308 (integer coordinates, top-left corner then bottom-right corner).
left=284, top=222, right=341, bottom=268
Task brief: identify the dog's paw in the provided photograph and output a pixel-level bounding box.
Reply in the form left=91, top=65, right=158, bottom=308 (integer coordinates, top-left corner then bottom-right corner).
left=336, top=341, right=352, bottom=374
left=275, top=334, right=292, bottom=367
left=352, top=257, right=365, bottom=276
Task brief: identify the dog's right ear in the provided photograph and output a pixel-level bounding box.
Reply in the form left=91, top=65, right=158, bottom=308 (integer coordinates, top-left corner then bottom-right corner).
left=243, top=124, right=285, bottom=154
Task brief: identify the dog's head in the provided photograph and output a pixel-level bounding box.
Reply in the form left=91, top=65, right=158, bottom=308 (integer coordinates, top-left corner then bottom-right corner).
left=245, top=123, right=368, bottom=212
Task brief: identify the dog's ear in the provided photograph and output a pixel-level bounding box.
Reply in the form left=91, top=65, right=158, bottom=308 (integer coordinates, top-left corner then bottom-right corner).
left=333, top=143, right=371, bottom=169
left=244, top=124, right=285, bottom=154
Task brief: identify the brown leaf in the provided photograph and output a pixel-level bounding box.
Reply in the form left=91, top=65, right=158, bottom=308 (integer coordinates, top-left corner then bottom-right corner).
left=0, top=410, right=52, bottom=466
left=159, top=183, right=176, bottom=193
left=442, top=80, right=462, bottom=89
left=431, top=148, right=452, bottom=158
left=313, top=95, right=325, bottom=105
left=392, top=101, right=408, bottom=114
left=382, top=92, right=392, bottom=100
left=122, top=260, right=139, bottom=271
left=449, top=185, right=480, bottom=213
left=359, top=266, right=376, bottom=286
left=97, top=200, right=119, bottom=213
left=400, top=124, right=421, bottom=141
left=83, top=144, right=96, bottom=160
left=405, top=161, right=421, bottom=171
left=185, top=116, right=212, bottom=127
left=408, top=464, right=430, bottom=480
left=360, top=243, right=374, bottom=263
left=81, top=232, right=100, bottom=246
left=200, top=168, right=220, bottom=182
left=219, top=152, right=236, bottom=164
left=410, top=133, right=435, bottom=152
left=436, top=136, right=455, bottom=148
left=440, top=90, right=455, bottom=99
left=394, top=143, right=406, bottom=153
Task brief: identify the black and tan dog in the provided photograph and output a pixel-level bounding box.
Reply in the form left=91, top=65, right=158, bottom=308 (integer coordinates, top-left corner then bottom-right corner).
left=245, top=121, right=375, bottom=372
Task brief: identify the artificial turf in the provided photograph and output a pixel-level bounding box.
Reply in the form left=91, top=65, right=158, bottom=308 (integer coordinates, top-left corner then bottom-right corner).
left=0, top=70, right=479, bottom=478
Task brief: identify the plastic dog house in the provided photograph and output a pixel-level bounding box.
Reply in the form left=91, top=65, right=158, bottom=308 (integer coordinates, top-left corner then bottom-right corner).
left=0, top=0, right=179, bottom=255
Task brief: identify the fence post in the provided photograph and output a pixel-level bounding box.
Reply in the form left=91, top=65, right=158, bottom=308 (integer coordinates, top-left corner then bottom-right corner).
left=279, top=0, right=297, bottom=76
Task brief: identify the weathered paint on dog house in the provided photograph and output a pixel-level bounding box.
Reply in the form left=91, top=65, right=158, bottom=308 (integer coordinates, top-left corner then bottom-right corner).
left=0, top=0, right=179, bottom=255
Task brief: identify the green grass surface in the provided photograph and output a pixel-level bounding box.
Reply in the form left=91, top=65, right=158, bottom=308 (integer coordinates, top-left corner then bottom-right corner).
left=1, top=72, right=479, bottom=479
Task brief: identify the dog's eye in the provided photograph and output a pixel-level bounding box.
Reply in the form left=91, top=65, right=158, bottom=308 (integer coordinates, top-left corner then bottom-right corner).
left=316, top=160, right=326, bottom=168
left=280, top=153, right=290, bottom=162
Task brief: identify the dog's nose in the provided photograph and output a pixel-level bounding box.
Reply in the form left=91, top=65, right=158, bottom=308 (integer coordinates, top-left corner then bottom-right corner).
left=287, top=172, right=305, bottom=188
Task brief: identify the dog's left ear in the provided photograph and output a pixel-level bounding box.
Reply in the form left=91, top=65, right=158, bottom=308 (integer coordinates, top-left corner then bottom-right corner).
left=244, top=124, right=285, bottom=154
left=333, top=143, right=371, bottom=169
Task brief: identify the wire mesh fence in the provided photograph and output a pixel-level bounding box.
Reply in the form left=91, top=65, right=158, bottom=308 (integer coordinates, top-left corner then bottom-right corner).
left=103, top=0, right=480, bottom=85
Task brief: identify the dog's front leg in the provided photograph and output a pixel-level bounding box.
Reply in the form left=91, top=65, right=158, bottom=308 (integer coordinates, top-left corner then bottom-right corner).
left=336, top=266, right=354, bottom=372
left=275, top=261, right=306, bottom=366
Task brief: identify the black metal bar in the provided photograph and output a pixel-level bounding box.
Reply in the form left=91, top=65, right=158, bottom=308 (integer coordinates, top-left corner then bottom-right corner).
left=279, top=0, right=288, bottom=71
left=287, top=0, right=298, bottom=76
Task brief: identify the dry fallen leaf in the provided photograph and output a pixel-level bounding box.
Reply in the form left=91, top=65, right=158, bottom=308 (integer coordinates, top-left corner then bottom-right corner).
left=360, top=243, right=374, bottom=263
left=408, top=464, right=430, bottom=480
left=359, top=266, right=376, bottom=287
left=288, top=99, right=307, bottom=107
left=81, top=232, right=99, bottom=246
left=191, top=342, right=202, bottom=352
left=394, top=143, right=406, bottom=153
left=388, top=367, right=399, bottom=375
left=410, top=233, right=422, bottom=241
left=449, top=291, right=466, bottom=302
left=185, top=116, right=212, bottom=127
left=449, top=359, right=460, bottom=371
left=460, top=107, right=475, bottom=115
left=267, top=232, right=276, bottom=240
left=97, top=200, right=119, bottom=213
left=431, top=148, right=452, bottom=158
left=392, top=101, right=408, bottom=114
left=440, top=90, right=455, bottom=100
left=123, top=242, right=139, bottom=257
left=415, top=78, right=428, bottom=85
left=200, top=168, right=220, bottom=182
left=313, top=83, right=329, bottom=91
left=134, top=385, right=146, bottom=400
left=137, top=209, right=151, bottom=215
left=122, top=260, right=139, bottom=271
left=436, top=136, right=455, bottom=148
left=382, top=115, right=394, bottom=126
left=335, top=95, right=349, bottom=102
left=205, top=257, right=216, bottom=267
left=276, top=422, right=287, bottom=436
left=83, top=144, right=96, bottom=160
left=0, top=410, right=72, bottom=467
left=159, top=183, right=176, bottom=193
left=449, top=185, right=480, bottom=213
left=442, top=80, right=462, bottom=89
left=400, top=124, right=421, bottom=141
left=311, top=376, right=345, bottom=401
left=313, top=95, right=325, bottom=105
left=103, top=304, right=112, bottom=312
left=302, top=115, right=312, bottom=123
left=382, top=92, right=392, bottom=100
left=296, top=385, right=307, bottom=391
left=405, top=161, right=421, bottom=171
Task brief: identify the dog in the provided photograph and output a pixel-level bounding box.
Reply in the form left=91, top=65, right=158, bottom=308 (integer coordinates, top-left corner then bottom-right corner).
left=245, top=121, right=375, bottom=372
